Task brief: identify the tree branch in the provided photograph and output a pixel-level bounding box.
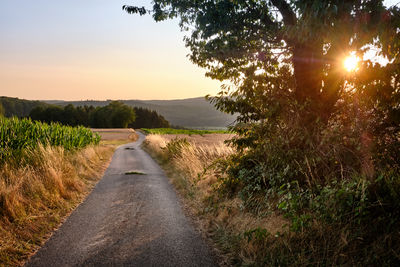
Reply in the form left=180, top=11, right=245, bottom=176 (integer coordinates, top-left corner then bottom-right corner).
left=270, top=0, right=296, bottom=26
left=122, top=5, right=148, bottom=16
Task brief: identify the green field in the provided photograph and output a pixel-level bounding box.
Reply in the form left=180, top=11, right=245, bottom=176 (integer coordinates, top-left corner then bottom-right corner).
left=141, top=128, right=230, bottom=135
left=0, top=117, right=100, bottom=163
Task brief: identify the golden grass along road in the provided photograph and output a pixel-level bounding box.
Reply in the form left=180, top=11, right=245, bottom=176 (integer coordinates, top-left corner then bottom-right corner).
left=0, top=128, right=135, bottom=266
left=26, top=132, right=217, bottom=267
left=143, top=133, right=287, bottom=266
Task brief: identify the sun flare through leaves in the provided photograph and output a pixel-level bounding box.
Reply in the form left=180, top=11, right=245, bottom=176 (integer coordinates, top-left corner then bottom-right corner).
left=343, top=54, right=360, bottom=72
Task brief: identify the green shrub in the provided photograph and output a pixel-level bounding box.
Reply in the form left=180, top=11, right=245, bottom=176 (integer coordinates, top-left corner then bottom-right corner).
left=211, top=98, right=400, bottom=264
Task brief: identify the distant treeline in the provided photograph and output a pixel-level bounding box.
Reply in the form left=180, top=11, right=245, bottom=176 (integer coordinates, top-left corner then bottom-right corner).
left=29, top=101, right=170, bottom=128
left=0, top=103, right=4, bottom=116
left=1, top=96, right=236, bottom=128
left=130, top=107, right=170, bottom=128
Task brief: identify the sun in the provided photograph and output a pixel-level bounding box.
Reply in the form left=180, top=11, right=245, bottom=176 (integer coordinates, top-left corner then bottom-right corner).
left=343, top=54, right=359, bottom=72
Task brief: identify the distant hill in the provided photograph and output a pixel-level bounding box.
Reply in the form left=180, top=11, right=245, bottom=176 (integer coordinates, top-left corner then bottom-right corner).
left=45, top=97, right=236, bottom=128
left=0, top=96, right=235, bottom=128
left=0, top=96, right=48, bottom=118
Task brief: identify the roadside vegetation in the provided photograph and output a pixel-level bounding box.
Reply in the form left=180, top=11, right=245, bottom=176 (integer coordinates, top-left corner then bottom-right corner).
left=132, top=0, right=400, bottom=264
left=144, top=131, right=400, bottom=265
left=141, top=128, right=229, bottom=135
left=0, top=117, right=100, bottom=163
left=143, top=134, right=287, bottom=266
left=0, top=117, right=115, bottom=266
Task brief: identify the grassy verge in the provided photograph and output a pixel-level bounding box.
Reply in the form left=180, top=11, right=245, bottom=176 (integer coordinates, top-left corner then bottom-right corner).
left=142, top=134, right=287, bottom=266
left=0, top=118, right=119, bottom=266
left=0, top=144, right=115, bottom=266
left=144, top=130, right=400, bottom=265
left=141, top=128, right=229, bottom=135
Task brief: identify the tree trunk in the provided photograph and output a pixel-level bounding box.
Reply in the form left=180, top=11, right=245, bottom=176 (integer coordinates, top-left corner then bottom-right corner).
left=292, top=44, right=323, bottom=104
left=292, top=44, right=338, bottom=121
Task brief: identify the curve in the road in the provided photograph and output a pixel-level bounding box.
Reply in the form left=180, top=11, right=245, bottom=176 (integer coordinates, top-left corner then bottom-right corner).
left=26, top=132, right=217, bottom=267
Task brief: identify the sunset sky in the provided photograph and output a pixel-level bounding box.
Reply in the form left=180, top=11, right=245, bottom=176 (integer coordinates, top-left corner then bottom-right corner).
left=0, top=0, right=397, bottom=101
left=0, top=0, right=221, bottom=100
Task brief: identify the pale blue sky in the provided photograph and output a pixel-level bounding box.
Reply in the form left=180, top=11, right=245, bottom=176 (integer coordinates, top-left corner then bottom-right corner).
left=0, top=0, right=397, bottom=100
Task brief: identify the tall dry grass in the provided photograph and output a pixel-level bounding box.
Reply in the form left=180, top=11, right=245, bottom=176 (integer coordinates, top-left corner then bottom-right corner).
left=145, top=134, right=232, bottom=191
left=0, top=144, right=114, bottom=266
left=143, top=134, right=287, bottom=265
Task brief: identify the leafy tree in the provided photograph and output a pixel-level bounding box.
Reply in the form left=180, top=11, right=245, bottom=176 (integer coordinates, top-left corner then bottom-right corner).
left=124, top=1, right=399, bottom=121
left=29, top=106, right=46, bottom=122
left=131, top=107, right=170, bottom=128
left=90, top=106, right=110, bottom=128
left=107, top=101, right=136, bottom=128
left=31, top=105, right=74, bottom=125
left=124, top=1, right=400, bottom=179
left=43, top=106, right=64, bottom=122
left=124, top=1, right=400, bottom=264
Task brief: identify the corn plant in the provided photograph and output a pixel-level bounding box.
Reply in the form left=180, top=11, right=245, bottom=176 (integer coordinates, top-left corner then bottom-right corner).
left=0, top=117, right=100, bottom=163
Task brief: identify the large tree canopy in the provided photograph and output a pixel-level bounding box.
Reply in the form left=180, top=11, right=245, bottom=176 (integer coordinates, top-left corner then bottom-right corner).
left=124, top=0, right=400, bottom=122
left=124, top=2, right=400, bottom=264
left=124, top=3, right=400, bottom=263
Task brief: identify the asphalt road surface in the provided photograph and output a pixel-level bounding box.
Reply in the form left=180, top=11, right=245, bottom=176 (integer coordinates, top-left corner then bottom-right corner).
left=26, top=132, right=217, bottom=267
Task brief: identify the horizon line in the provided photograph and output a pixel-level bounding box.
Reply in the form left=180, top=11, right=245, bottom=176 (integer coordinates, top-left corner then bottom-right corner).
left=0, top=95, right=211, bottom=102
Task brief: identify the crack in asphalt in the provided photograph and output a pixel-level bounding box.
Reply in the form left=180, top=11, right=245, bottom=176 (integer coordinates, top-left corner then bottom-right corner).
left=26, top=132, right=217, bottom=267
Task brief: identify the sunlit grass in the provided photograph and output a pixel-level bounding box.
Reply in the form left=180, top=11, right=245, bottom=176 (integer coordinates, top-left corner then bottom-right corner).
left=0, top=145, right=115, bottom=266
left=143, top=134, right=287, bottom=265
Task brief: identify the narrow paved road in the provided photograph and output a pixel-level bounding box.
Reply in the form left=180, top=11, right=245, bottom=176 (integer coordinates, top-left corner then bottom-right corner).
left=27, top=132, right=217, bottom=267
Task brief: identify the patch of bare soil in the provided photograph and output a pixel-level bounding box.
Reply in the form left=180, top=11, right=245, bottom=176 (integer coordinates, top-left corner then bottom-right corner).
left=91, top=128, right=137, bottom=141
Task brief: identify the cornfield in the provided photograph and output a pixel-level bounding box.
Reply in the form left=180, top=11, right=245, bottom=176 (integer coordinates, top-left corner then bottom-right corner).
left=0, top=117, right=100, bottom=163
